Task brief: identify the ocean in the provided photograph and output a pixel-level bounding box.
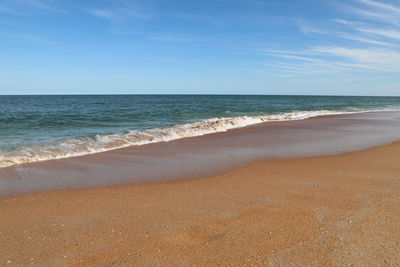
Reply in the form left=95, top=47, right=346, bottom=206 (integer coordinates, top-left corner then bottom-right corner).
left=1, top=95, right=399, bottom=168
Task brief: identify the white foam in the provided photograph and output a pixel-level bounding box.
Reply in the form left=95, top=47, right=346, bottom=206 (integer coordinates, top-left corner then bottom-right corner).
left=0, top=109, right=397, bottom=168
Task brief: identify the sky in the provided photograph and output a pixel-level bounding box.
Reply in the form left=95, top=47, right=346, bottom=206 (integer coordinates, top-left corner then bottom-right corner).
left=0, top=0, right=399, bottom=96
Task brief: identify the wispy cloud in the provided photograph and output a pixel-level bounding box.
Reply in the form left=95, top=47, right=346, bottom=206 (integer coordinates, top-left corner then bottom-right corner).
left=150, top=34, right=206, bottom=42
left=295, top=20, right=396, bottom=47
left=17, top=0, right=67, bottom=14
left=356, top=28, right=400, bottom=40
left=1, top=32, right=63, bottom=46
left=88, top=9, right=115, bottom=20
left=267, top=53, right=323, bottom=64
left=171, top=13, right=228, bottom=26
left=297, top=22, right=329, bottom=35
left=262, top=0, right=400, bottom=77
left=313, top=46, right=400, bottom=68
left=335, top=32, right=396, bottom=46
left=19, top=33, right=62, bottom=45
left=261, top=47, right=400, bottom=77
left=0, top=5, right=22, bottom=15
left=344, top=0, right=400, bottom=27
left=355, top=0, right=400, bottom=13
left=349, top=7, right=400, bottom=26
left=266, top=45, right=400, bottom=74
left=88, top=6, right=150, bottom=21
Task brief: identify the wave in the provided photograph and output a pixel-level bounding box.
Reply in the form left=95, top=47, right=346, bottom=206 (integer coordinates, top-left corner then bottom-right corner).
left=0, top=109, right=397, bottom=168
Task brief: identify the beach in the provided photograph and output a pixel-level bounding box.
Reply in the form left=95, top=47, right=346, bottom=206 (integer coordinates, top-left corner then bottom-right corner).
left=2, top=0, right=400, bottom=264
left=0, top=111, right=399, bottom=266
left=1, top=142, right=400, bottom=266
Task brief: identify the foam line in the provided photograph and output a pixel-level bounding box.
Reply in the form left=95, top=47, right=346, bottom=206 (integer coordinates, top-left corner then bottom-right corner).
left=0, top=109, right=397, bottom=168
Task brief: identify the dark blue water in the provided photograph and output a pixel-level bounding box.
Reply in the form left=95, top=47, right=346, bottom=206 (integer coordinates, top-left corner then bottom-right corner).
left=1, top=95, right=399, bottom=167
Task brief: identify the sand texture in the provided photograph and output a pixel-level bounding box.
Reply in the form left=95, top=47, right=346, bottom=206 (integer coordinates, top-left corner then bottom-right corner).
left=1, top=143, right=400, bottom=266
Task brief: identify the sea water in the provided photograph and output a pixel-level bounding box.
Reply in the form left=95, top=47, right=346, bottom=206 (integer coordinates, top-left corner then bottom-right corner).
left=1, top=95, right=399, bottom=168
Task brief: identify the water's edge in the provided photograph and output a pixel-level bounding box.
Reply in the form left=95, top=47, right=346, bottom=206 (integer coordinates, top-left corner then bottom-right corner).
left=1, top=110, right=399, bottom=198
left=1, top=108, right=398, bottom=168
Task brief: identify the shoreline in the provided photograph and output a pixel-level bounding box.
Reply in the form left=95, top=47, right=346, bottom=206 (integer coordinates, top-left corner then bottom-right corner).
left=1, top=142, right=400, bottom=265
left=1, top=108, right=399, bottom=170
left=1, top=110, right=400, bottom=198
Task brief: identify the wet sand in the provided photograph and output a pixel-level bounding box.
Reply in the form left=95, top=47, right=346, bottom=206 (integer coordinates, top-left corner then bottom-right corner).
left=1, top=141, right=400, bottom=266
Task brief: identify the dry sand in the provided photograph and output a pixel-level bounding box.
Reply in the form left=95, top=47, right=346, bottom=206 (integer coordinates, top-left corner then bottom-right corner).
left=1, top=142, right=400, bottom=266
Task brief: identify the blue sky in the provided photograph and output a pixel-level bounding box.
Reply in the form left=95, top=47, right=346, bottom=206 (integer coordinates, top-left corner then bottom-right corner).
left=0, top=0, right=399, bottom=95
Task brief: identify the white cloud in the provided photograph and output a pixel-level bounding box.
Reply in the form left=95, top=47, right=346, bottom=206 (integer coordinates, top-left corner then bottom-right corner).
left=0, top=5, right=22, bottom=15
left=88, top=7, right=150, bottom=21
left=336, top=32, right=395, bottom=46
left=298, top=24, right=328, bottom=35
left=355, top=0, right=400, bottom=13
left=89, top=9, right=116, bottom=20
left=356, top=28, right=400, bottom=40
left=18, top=0, right=67, bottom=14
left=312, top=46, right=400, bottom=69
left=150, top=34, right=206, bottom=42
left=267, top=53, right=323, bottom=63
left=296, top=21, right=396, bottom=47
left=268, top=0, right=400, bottom=77
left=262, top=42, right=400, bottom=78
left=344, top=0, right=400, bottom=27
left=333, top=19, right=352, bottom=25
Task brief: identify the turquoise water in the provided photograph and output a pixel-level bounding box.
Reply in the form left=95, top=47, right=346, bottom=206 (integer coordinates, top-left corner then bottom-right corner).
left=1, top=95, right=399, bottom=167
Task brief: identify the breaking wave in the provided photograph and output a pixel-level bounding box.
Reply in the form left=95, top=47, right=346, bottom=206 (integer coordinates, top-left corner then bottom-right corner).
left=0, top=109, right=396, bottom=168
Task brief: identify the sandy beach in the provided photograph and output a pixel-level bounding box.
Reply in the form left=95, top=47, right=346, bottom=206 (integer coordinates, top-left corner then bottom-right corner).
left=2, top=0, right=400, bottom=264
left=1, top=139, right=400, bottom=266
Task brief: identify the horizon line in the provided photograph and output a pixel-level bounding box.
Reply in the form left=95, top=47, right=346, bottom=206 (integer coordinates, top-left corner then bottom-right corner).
left=0, top=93, right=400, bottom=97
